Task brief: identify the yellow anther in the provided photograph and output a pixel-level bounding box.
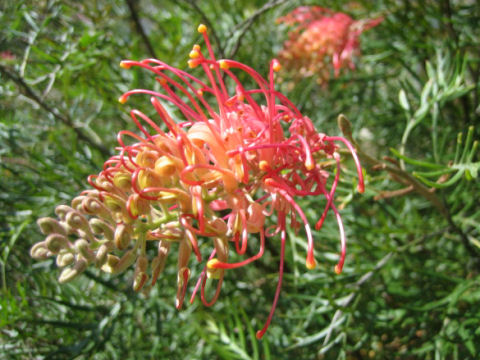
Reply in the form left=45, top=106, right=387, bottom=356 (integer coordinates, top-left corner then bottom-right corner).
left=188, top=59, right=199, bottom=68
left=189, top=50, right=200, bottom=59
left=305, top=159, right=315, bottom=171
left=207, top=258, right=220, bottom=269
left=119, top=61, right=131, bottom=69
left=259, top=160, right=270, bottom=171
left=219, top=60, right=229, bottom=70
left=306, top=258, right=317, bottom=270
left=197, top=24, right=207, bottom=33
left=272, top=59, right=281, bottom=72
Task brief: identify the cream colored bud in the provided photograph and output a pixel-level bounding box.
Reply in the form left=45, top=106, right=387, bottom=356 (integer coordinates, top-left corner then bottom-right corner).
left=37, top=217, right=67, bottom=236
left=71, top=196, right=86, bottom=211
left=127, top=194, right=150, bottom=218
left=136, top=255, right=148, bottom=273
left=94, top=244, right=110, bottom=267
left=133, top=271, right=148, bottom=292
left=46, top=233, right=69, bottom=254
left=89, top=218, right=114, bottom=241
left=55, top=205, right=74, bottom=221
left=177, top=239, right=192, bottom=270
left=30, top=242, right=50, bottom=259
left=114, top=223, right=131, bottom=250
left=101, top=254, right=120, bottom=273
left=56, top=252, right=75, bottom=267
left=66, top=210, right=90, bottom=233
left=74, top=239, right=95, bottom=262
left=175, top=267, right=190, bottom=309
left=133, top=255, right=149, bottom=292
left=82, top=197, right=112, bottom=220
left=113, top=172, right=132, bottom=191
left=113, top=249, right=137, bottom=274
left=151, top=241, right=171, bottom=285
left=94, top=175, right=114, bottom=192
left=103, top=194, right=126, bottom=214
left=58, top=257, right=87, bottom=283
left=213, top=237, right=228, bottom=262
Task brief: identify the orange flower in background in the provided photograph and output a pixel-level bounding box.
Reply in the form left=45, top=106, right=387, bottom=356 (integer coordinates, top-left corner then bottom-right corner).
left=31, top=24, right=364, bottom=338
left=277, top=6, right=383, bottom=84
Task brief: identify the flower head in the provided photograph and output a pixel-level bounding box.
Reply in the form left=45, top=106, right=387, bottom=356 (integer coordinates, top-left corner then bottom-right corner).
left=277, top=6, right=383, bottom=84
left=31, top=25, right=364, bottom=338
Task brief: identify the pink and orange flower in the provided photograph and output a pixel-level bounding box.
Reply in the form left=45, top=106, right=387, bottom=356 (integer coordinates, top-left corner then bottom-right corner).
left=277, top=6, right=383, bottom=84
left=31, top=24, right=364, bottom=338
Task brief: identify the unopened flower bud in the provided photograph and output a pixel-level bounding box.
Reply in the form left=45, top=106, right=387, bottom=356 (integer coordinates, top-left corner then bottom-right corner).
left=95, top=244, right=110, bottom=267
left=89, top=218, right=114, bottom=241
left=101, top=254, right=120, bottom=273
left=246, top=202, right=265, bottom=233
left=37, top=217, right=67, bottom=236
left=58, top=257, right=87, bottom=283
left=103, top=194, right=126, bottom=214
left=127, top=194, right=150, bottom=218
left=94, top=175, right=114, bottom=192
left=113, top=172, right=132, bottom=190
left=66, top=210, right=90, bottom=233
left=151, top=241, right=171, bottom=285
left=207, top=217, right=228, bottom=235
left=74, top=239, right=95, bottom=262
left=175, top=267, right=190, bottom=309
left=154, top=155, right=177, bottom=178
left=55, top=205, right=74, bottom=221
left=113, top=249, right=137, bottom=274
left=71, top=196, right=86, bottom=211
left=82, top=197, right=112, bottom=220
left=57, top=252, right=75, bottom=267
left=114, top=223, right=131, bottom=250
left=136, top=149, right=159, bottom=168
left=214, top=237, right=229, bottom=262
left=133, top=255, right=149, bottom=292
left=177, top=239, right=192, bottom=270
left=46, top=233, right=69, bottom=254
left=138, top=168, right=163, bottom=189
left=30, top=242, right=50, bottom=259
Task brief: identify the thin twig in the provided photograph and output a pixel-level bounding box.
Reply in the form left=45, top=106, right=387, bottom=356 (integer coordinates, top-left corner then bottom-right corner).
left=0, top=64, right=110, bottom=156
left=125, top=0, right=158, bottom=59
left=228, top=0, right=288, bottom=58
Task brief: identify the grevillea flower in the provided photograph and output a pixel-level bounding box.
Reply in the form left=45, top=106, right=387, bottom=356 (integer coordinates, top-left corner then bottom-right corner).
left=277, top=6, right=383, bottom=84
left=31, top=24, right=364, bottom=338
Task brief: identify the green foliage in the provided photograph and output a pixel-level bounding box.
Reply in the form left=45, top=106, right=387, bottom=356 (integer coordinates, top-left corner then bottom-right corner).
left=1, top=0, right=479, bottom=359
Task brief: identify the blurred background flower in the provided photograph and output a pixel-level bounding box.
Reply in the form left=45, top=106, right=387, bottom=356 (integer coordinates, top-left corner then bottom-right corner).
left=277, top=6, right=383, bottom=85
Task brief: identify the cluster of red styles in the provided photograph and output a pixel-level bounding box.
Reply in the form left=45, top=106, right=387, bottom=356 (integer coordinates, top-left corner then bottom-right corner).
left=32, top=17, right=366, bottom=338
left=278, top=6, right=383, bottom=84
